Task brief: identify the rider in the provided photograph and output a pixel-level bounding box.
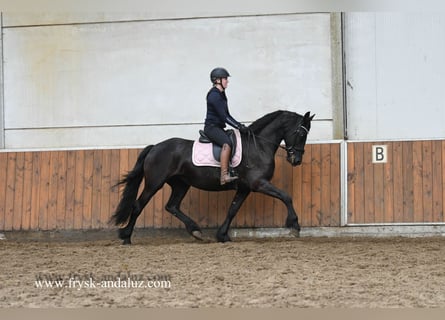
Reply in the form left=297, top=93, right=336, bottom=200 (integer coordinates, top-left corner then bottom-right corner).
left=204, top=67, right=248, bottom=185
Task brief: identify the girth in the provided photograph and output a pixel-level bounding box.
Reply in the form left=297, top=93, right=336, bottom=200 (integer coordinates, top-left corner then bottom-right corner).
left=198, top=129, right=237, bottom=161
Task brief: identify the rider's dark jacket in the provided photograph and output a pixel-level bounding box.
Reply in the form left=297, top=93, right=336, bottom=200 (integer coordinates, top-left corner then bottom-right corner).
left=204, top=87, right=242, bottom=129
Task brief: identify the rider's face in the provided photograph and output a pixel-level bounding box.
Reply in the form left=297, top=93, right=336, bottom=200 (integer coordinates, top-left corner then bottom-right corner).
left=221, top=78, right=228, bottom=88
left=217, top=77, right=229, bottom=89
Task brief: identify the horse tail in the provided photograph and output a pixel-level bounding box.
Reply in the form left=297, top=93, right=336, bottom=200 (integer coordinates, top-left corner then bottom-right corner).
left=110, top=145, right=154, bottom=226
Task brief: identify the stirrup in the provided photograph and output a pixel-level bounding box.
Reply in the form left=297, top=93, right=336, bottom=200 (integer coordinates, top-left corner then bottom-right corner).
left=220, top=173, right=238, bottom=185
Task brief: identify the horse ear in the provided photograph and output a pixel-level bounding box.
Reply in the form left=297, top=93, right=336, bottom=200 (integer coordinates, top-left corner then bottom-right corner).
left=303, top=111, right=315, bottom=120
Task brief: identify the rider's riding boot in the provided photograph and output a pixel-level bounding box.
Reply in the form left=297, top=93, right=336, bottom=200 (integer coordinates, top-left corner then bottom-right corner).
left=220, top=144, right=238, bottom=185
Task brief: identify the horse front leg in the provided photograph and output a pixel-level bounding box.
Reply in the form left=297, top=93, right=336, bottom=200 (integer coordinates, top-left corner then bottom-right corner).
left=253, top=179, right=301, bottom=236
left=216, top=188, right=250, bottom=242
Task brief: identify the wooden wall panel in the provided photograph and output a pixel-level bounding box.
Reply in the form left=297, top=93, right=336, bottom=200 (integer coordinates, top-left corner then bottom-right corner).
left=442, top=142, right=445, bottom=222
left=432, top=141, right=443, bottom=222
left=300, top=145, right=313, bottom=226
left=73, top=150, right=84, bottom=229
left=4, top=153, right=17, bottom=230
left=65, top=150, right=76, bottom=230
left=393, top=142, right=405, bottom=222
left=347, top=140, right=445, bottom=224
left=21, top=152, right=33, bottom=230
left=383, top=143, right=394, bottom=223
left=329, top=144, right=341, bottom=226
left=0, top=153, right=6, bottom=230
left=30, top=152, right=40, bottom=230
left=12, top=152, right=24, bottom=230
left=0, top=142, right=341, bottom=231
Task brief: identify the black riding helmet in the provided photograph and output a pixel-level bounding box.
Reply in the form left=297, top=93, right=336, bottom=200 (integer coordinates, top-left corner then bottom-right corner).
left=210, top=67, right=231, bottom=83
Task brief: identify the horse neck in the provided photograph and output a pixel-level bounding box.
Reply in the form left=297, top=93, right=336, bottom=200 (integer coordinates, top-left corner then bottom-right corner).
left=256, top=119, right=286, bottom=152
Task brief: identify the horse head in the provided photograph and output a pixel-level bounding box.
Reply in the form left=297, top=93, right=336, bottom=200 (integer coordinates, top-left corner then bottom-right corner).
left=283, top=111, right=315, bottom=166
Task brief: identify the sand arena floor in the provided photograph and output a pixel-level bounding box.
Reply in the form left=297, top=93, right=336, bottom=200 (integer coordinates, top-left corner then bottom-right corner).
left=1, top=234, right=445, bottom=307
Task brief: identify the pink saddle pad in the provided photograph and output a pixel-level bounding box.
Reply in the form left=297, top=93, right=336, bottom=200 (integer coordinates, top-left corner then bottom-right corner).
left=192, top=129, right=242, bottom=167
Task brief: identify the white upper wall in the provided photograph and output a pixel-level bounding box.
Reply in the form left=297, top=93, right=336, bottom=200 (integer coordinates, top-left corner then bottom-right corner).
left=1, top=2, right=327, bottom=26
left=2, top=12, right=336, bottom=149
left=344, top=12, right=445, bottom=140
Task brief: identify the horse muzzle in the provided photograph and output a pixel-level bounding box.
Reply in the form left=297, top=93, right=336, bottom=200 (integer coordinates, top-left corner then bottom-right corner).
left=287, top=154, right=302, bottom=166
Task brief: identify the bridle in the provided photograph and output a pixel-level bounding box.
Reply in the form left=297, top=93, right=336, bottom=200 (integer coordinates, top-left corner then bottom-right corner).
left=284, top=124, right=309, bottom=156
left=244, top=122, right=309, bottom=167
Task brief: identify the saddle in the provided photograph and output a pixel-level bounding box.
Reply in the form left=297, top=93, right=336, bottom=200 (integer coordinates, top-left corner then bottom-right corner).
left=198, top=129, right=237, bottom=161
left=192, top=129, right=243, bottom=168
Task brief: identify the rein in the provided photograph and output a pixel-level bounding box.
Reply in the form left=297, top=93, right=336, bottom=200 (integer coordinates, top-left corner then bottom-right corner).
left=250, top=125, right=308, bottom=150
left=244, top=129, right=257, bottom=168
left=243, top=124, right=309, bottom=167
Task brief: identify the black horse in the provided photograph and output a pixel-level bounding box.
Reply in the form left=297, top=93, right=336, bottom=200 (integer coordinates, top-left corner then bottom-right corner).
left=110, top=110, right=314, bottom=244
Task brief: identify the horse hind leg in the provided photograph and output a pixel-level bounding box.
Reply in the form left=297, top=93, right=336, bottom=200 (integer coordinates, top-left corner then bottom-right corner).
left=165, top=178, right=202, bottom=240
left=119, top=186, right=158, bottom=245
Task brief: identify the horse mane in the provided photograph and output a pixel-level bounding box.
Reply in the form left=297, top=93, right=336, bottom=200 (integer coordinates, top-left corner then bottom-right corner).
left=249, top=110, right=298, bottom=134
left=249, top=110, right=285, bottom=134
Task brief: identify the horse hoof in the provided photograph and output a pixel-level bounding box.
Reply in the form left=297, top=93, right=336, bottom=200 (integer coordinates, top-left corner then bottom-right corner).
left=122, top=238, right=132, bottom=245
left=191, top=230, right=203, bottom=241
left=118, top=229, right=130, bottom=240
left=216, top=234, right=231, bottom=243
left=290, top=228, right=300, bottom=238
